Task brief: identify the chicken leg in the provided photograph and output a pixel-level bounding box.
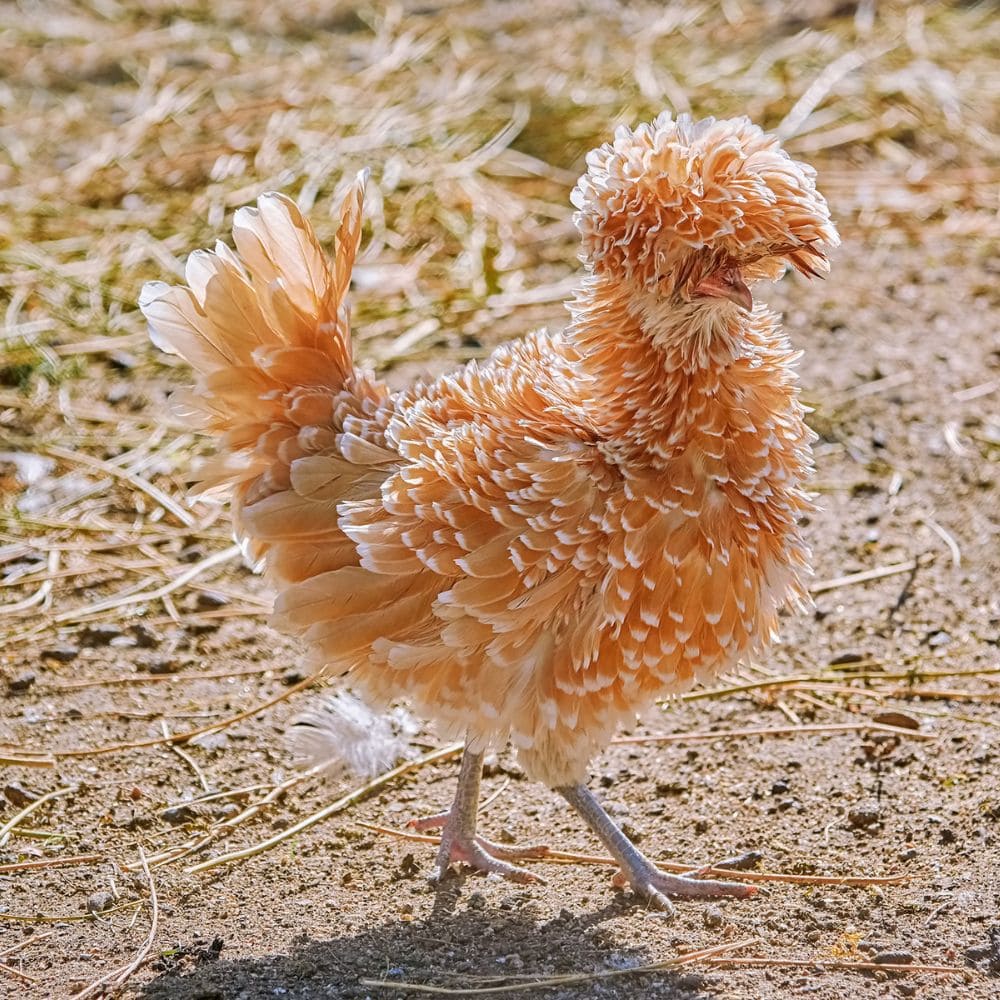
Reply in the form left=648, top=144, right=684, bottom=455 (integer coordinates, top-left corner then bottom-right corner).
left=410, top=746, right=550, bottom=884
left=557, top=783, right=757, bottom=914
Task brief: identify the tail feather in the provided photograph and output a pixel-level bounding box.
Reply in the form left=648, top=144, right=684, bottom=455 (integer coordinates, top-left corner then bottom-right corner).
left=140, top=172, right=370, bottom=495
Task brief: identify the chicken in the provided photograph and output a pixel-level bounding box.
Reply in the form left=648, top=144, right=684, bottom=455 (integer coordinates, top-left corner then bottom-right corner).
left=141, top=112, right=839, bottom=912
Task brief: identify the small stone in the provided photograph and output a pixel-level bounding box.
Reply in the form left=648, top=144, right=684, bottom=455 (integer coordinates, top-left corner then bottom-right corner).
left=467, top=893, right=486, bottom=911
left=161, top=804, right=198, bottom=826
left=85, top=890, right=117, bottom=914
left=621, top=822, right=644, bottom=842
left=145, top=658, right=180, bottom=675
left=771, top=779, right=790, bottom=795
left=702, top=904, right=724, bottom=929
left=80, top=624, right=124, bottom=647
left=109, top=635, right=136, bottom=648
left=40, top=644, right=79, bottom=663
left=131, top=624, right=160, bottom=649
left=195, top=591, right=230, bottom=610
left=926, top=630, right=951, bottom=648
left=4, top=782, right=39, bottom=806
left=872, top=951, right=915, bottom=965
left=829, top=651, right=866, bottom=666
left=7, top=671, right=35, bottom=693
left=847, top=801, right=881, bottom=829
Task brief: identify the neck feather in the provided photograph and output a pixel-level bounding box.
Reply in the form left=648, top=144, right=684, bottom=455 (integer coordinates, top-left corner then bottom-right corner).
left=567, top=273, right=752, bottom=454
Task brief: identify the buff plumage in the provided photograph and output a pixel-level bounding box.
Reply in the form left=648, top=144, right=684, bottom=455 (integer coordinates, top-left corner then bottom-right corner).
left=143, top=113, right=838, bottom=907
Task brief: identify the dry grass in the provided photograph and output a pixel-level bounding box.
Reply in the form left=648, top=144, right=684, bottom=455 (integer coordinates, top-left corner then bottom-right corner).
left=1, top=1, right=998, bottom=995
left=2, top=0, right=998, bottom=638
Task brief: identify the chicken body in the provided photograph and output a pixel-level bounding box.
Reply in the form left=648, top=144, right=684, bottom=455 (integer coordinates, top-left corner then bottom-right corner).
left=143, top=113, right=838, bottom=909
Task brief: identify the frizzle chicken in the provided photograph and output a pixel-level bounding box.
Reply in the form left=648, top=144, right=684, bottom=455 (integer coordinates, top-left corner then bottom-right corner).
left=141, top=113, right=839, bottom=912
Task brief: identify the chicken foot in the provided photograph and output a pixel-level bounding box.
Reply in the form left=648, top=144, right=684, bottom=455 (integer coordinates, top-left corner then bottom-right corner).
left=557, top=783, right=757, bottom=915
left=410, top=746, right=549, bottom=884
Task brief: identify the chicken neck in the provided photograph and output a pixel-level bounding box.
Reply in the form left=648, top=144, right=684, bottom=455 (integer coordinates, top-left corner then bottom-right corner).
left=568, top=274, right=753, bottom=461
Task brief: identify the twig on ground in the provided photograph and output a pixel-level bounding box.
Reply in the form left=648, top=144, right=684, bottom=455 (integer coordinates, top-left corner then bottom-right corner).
left=357, top=822, right=912, bottom=887
left=0, top=928, right=58, bottom=959
left=704, top=956, right=966, bottom=975
left=0, top=902, right=142, bottom=923
left=0, top=785, right=75, bottom=848
left=187, top=743, right=464, bottom=874
left=810, top=558, right=930, bottom=595
left=0, top=854, right=101, bottom=874
left=0, top=961, right=38, bottom=985
left=0, top=549, right=59, bottom=616
left=161, top=720, right=212, bottom=793
left=359, top=938, right=755, bottom=995
left=43, top=664, right=277, bottom=691
left=613, top=721, right=936, bottom=745
left=36, top=672, right=318, bottom=760
left=53, top=543, right=242, bottom=624
left=42, top=443, right=195, bottom=527
left=70, top=847, right=159, bottom=999
left=0, top=754, right=55, bottom=767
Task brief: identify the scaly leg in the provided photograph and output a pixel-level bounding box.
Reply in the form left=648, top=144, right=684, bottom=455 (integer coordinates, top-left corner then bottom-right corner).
left=410, top=747, right=549, bottom=884
left=557, top=783, right=757, bottom=915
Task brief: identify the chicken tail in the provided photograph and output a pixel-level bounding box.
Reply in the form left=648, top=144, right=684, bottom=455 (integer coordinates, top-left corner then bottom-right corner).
left=139, top=171, right=369, bottom=498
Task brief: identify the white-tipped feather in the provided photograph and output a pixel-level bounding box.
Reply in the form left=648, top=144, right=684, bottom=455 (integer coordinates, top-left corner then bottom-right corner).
left=288, top=691, right=419, bottom=780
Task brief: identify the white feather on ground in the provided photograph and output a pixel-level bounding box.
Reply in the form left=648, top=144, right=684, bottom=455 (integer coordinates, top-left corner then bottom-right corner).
left=288, top=691, right=420, bottom=780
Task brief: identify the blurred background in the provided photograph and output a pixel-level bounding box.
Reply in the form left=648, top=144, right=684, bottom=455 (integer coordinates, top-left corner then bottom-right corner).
left=2, top=0, right=997, bottom=383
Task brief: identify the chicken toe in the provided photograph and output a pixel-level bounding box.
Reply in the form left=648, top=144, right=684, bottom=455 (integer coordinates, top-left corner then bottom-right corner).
left=558, top=783, right=756, bottom=914
left=415, top=747, right=548, bottom=885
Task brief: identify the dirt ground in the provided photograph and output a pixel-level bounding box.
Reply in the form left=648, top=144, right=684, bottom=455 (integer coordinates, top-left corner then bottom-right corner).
left=1, top=2, right=998, bottom=998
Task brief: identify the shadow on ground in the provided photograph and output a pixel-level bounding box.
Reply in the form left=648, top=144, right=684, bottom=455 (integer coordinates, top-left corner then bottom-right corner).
left=137, top=878, right=715, bottom=1000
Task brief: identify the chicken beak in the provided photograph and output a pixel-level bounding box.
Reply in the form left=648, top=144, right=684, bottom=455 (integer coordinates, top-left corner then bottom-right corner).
left=693, top=268, right=754, bottom=312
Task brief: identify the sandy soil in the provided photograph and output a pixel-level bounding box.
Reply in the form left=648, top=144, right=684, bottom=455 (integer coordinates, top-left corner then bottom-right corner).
left=2, top=3, right=998, bottom=998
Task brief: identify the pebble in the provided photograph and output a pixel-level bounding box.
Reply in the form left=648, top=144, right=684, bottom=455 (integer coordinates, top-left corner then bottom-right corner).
left=161, top=804, right=198, bottom=826
left=872, top=950, right=915, bottom=965
left=40, top=644, right=79, bottom=663
left=4, top=782, right=39, bottom=806
left=131, top=623, right=160, bottom=649
left=6, top=671, right=35, bottom=693
left=145, top=658, right=181, bottom=675
left=85, top=891, right=117, bottom=915
left=829, top=651, right=866, bottom=665
left=195, top=590, right=230, bottom=610
left=702, top=904, right=724, bottom=928
left=847, top=801, right=881, bottom=829
left=80, top=624, right=124, bottom=647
